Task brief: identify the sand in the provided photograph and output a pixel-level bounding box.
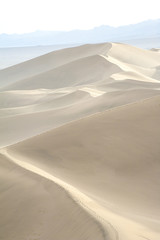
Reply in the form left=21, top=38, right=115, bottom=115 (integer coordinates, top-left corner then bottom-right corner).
left=0, top=45, right=78, bottom=70
left=0, top=42, right=160, bottom=240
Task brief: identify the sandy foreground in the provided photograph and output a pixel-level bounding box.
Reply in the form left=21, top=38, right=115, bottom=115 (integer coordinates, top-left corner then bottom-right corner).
left=0, top=43, right=160, bottom=240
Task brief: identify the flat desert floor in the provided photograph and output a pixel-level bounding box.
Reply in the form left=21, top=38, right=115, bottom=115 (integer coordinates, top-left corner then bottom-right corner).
left=0, top=42, right=160, bottom=240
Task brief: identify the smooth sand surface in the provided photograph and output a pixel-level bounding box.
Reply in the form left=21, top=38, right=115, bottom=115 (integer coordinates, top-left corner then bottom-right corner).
left=0, top=42, right=160, bottom=240
left=0, top=43, right=160, bottom=147
left=0, top=43, right=111, bottom=89
left=0, top=44, right=78, bottom=70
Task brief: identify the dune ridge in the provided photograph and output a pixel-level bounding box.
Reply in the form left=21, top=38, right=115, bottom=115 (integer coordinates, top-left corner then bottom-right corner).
left=0, top=42, right=160, bottom=240
left=1, top=95, right=160, bottom=239
left=0, top=43, right=111, bottom=89
left=0, top=43, right=160, bottom=148
left=0, top=148, right=117, bottom=240
left=0, top=152, right=109, bottom=240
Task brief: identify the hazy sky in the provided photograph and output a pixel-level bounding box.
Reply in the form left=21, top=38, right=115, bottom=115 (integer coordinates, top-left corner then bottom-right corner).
left=0, top=0, right=159, bottom=34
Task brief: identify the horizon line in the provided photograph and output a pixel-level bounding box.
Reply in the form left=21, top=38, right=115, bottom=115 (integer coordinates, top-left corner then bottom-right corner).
left=0, top=18, right=159, bottom=35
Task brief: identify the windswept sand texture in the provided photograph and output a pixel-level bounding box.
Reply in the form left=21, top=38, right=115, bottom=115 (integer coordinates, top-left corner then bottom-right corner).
left=0, top=43, right=160, bottom=240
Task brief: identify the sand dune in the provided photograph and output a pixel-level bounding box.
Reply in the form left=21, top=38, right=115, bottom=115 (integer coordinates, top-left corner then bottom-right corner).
left=0, top=44, right=79, bottom=70
left=0, top=153, right=108, bottom=240
left=0, top=42, right=160, bottom=240
left=108, top=43, right=160, bottom=67
left=1, top=95, right=160, bottom=240
left=2, top=55, right=120, bottom=91
left=1, top=42, right=160, bottom=90
left=1, top=88, right=160, bottom=148
left=0, top=43, right=160, bottom=147
left=0, top=43, right=111, bottom=89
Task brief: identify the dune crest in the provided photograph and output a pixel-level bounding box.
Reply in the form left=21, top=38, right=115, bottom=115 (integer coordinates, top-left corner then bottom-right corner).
left=0, top=43, right=160, bottom=240
left=0, top=43, right=160, bottom=147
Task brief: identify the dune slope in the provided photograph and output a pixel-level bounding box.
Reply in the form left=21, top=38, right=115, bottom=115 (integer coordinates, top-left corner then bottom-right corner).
left=0, top=42, right=160, bottom=240
left=0, top=42, right=160, bottom=147
left=0, top=43, right=111, bottom=88
left=1, top=95, right=160, bottom=240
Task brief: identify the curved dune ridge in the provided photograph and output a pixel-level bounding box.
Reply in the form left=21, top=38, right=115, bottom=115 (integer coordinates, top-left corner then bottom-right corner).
left=0, top=42, right=160, bottom=147
left=0, top=42, right=160, bottom=240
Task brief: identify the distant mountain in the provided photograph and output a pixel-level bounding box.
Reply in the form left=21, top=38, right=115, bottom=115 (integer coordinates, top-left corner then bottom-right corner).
left=0, top=19, right=160, bottom=48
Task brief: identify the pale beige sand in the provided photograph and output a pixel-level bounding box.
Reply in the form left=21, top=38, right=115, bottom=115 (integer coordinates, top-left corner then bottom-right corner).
left=0, top=43, right=160, bottom=240
left=0, top=153, right=108, bottom=240
left=0, top=44, right=78, bottom=69
left=0, top=43, right=160, bottom=147
left=0, top=43, right=111, bottom=89
left=1, top=55, right=120, bottom=90
left=1, top=88, right=160, bottom=148
left=1, top=95, right=160, bottom=240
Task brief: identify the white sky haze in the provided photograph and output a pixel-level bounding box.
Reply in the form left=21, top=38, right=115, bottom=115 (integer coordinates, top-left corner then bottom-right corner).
left=0, top=0, right=159, bottom=34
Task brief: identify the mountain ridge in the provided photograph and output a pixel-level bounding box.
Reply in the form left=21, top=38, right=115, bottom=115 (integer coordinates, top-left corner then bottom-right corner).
left=0, top=19, right=160, bottom=48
